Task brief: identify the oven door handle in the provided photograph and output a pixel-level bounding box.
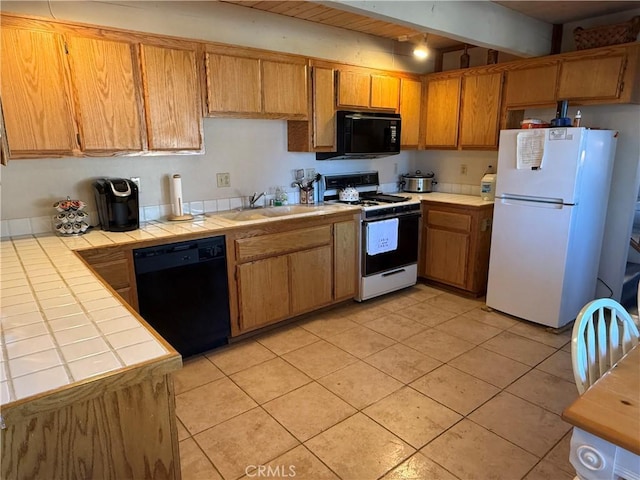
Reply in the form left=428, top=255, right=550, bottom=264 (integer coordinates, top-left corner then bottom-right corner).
left=382, top=268, right=407, bottom=277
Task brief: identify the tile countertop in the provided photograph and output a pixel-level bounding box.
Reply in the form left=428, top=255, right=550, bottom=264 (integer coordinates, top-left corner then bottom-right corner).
left=406, top=192, right=495, bottom=207
left=0, top=195, right=490, bottom=406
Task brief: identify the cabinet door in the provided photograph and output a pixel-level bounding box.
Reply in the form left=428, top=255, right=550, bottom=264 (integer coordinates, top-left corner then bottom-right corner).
left=313, top=67, right=336, bottom=149
left=371, top=75, right=400, bottom=110
left=337, top=70, right=370, bottom=108
left=262, top=60, right=308, bottom=117
left=66, top=36, right=144, bottom=152
left=424, top=227, right=469, bottom=287
left=459, top=72, right=502, bottom=148
left=206, top=53, right=261, bottom=114
left=504, top=64, right=558, bottom=107
left=141, top=45, right=202, bottom=150
left=237, top=256, right=291, bottom=332
left=399, top=78, right=422, bottom=148
left=0, top=27, right=77, bottom=156
left=557, top=54, right=627, bottom=101
left=424, top=77, right=460, bottom=148
left=290, top=246, right=332, bottom=315
left=334, top=220, right=358, bottom=301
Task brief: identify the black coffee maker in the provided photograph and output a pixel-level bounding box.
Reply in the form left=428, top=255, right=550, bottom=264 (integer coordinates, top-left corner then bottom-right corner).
left=93, top=178, right=139, bottom=232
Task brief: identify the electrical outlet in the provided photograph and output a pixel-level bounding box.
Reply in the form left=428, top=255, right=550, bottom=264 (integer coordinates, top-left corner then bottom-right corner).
left=305, top=168, right=316, bottom=179
left=216, top=172, right=230, bottom=188
left=130, top=177, right=140, bottom=189
left=460, top=164, right=468, bottom=175
left=394, top=163, right=398, bottom=175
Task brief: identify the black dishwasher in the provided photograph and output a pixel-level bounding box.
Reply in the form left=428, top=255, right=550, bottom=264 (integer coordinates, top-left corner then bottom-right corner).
left=133, top=236, right=230, bottom=357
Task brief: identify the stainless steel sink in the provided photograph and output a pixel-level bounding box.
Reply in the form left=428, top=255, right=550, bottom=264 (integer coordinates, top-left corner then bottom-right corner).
left=209, top=205, right=328, bottom=222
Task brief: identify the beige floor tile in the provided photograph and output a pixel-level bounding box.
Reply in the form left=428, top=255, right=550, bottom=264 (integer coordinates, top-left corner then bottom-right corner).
left=524, top=459, right=575, bottom=480
left=543, top=431, right=574, bottom=475
left=380, top=452, right=458, bottom=480
left=469, top=392, right=571, bottom=457
left=508, top=321, right=572, bottom=348
left=318, top=361, right=403, bottom=409
left=422, top=292, right=481, bottom=315
left=362, top=313, right=428, bottom=341
left=230, top=357, right=311, bottom=404
left=195, top=407, right=299, bottom=480
left=421, top=419, right=538, bottom=480
left=263, top=382, right=356, bottom=442
left=375, top=290, right=423, bottom=311
left=434, top=316, right=503, bottom=344
left=256, top=326, right=320, bottom=355
left=180, top=437, right=222, bottom=480
left=396, top=303, right=458, bottom=327
left=506, top=368, right=578, bottom=415
left=449, top=346, right=530, bottom=388
left=411, top=364, right=500, bottom=415
left=173, top=355, right=225, bottom=395
left=536, top=350, right=575, bottom=382
left=177, top=417, right=190, bottom=441
left=460, top=307, right=519, bottom=329
left=206, top=340, right=276, bottom=375
left=337, top=302, right=390, bottom=325
left=281, top=339, right=358, bottom=379
left=240, top=445, right=339, bottom=480
left=299, top=311, right=359, bottom=339
left=364, top=387, right=462, bottom=448
left=324, top=325, right=395, bottom=358
left=402, top=328, right=475, bottom=362
left=482, top=331, right=557, bottom=366
left=562, top=342, right=571, bottom=353
left=364, top=343, right=441, bottom=384
left=176, top=377, right=257, bottom=435
left=305, top=413, right=415, bottom=480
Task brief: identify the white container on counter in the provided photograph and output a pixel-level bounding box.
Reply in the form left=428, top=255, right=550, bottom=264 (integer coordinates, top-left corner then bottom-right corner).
left=480, top=165, right=496, bottom=201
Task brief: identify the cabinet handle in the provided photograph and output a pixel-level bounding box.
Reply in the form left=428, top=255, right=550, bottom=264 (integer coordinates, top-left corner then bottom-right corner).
left=382, top=268, right=406, bottom=277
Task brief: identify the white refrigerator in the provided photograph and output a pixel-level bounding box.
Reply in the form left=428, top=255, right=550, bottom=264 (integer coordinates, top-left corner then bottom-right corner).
left=486, top=127, right=618, bottom=328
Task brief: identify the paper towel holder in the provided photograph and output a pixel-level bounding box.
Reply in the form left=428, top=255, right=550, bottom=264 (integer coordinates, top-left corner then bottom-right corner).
left=168, top=173, right=194, bottom=221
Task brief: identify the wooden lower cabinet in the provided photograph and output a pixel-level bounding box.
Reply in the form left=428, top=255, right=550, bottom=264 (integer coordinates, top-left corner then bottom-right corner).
left=77, top=246, right=138, bottom=311
left=419, top=202, right=493, bottom=295
left=1, top=362, right=182, bottom=480
left=230, top=214, right=359, bottom=336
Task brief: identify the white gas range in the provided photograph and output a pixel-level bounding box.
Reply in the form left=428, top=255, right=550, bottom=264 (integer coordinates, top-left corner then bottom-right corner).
left=320, top=171, right=421, bottom=301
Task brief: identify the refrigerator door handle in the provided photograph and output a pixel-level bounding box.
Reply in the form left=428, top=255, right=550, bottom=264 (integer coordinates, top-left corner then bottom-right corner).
left=499, top=193, right=570, bottom=207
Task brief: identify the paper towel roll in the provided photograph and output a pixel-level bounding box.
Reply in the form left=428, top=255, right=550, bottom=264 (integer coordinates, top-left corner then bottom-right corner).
left=170, top=174, right=184, bottom=217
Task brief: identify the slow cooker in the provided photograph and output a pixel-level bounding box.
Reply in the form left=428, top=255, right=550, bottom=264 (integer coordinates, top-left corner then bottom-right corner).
left=400, top=171, right=437, bottom=193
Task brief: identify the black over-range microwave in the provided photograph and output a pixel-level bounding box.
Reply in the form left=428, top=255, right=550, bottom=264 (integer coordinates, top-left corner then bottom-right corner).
left=316, top=110, right=402, bottom=160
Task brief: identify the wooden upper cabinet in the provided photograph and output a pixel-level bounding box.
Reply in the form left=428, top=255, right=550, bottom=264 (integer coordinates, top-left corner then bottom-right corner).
left=337, top=70, right=400, bottom=110
left=424, top=76, right=461, bottom=148
left=206, top=53, right=261, bottom=114
left=140, top=44, right=202, bottom=151
left=504, top=64, right=559, bottom=107
left=371, top=75, right=400, bottom=110
left=557, top=53, right=627, bottom=101
left=313, top=66, right=336, bottom=149
left=262, top=60, right=307, bottom=116
left=459, top=72, right=503, bottom=148
left=66, top=36, right=144, bottom=152
left=337, top=70, right=370, bottom=108
left=0, top=27, right=77, bottom=156
left=399, top=78, right=422, bottom=148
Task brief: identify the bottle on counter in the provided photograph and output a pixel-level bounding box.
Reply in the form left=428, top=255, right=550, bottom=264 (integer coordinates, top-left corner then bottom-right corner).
left=480, top=165, right=497, bottom=201
left=573, top=110, right=582, bottom=127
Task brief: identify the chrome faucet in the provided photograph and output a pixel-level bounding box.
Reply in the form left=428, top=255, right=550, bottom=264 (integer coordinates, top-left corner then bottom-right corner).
left=249, top=191, right=266, bottom=208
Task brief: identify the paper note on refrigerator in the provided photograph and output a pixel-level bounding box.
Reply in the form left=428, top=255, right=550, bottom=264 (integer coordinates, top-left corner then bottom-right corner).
left=516, top=131, right=546, bottom=169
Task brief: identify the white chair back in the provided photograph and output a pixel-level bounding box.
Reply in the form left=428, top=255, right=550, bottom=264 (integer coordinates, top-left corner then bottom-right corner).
left=571, top=298, right=640, bottom=394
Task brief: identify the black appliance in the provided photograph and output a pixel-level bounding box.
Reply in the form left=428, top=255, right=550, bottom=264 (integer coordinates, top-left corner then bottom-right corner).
left=316, top=111, right=402, bottom=160
left=93, top=178, right=139, bottom=232
left=133, top=236, right=231, bottom=357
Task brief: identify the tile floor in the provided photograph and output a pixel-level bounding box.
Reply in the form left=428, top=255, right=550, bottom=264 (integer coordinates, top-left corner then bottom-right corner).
left=173, top=284, right=579, bottom=480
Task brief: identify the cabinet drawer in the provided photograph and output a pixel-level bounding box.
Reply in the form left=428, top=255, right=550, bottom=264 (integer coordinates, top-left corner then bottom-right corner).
left=236, top=225, right=331, bottom=262
left=427, top=210, right=471, bottom=232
